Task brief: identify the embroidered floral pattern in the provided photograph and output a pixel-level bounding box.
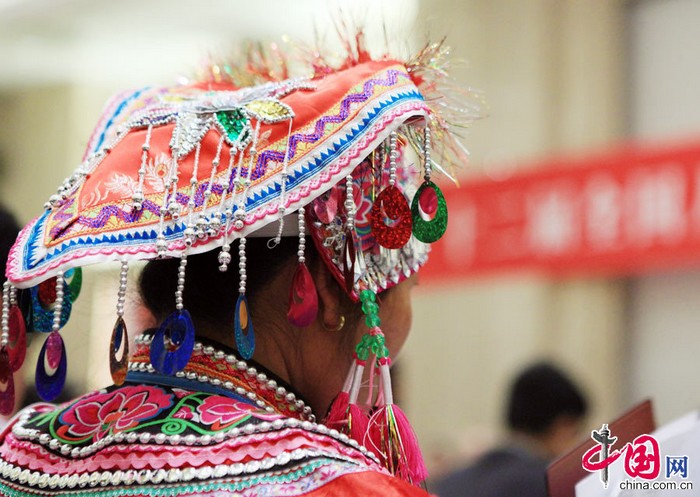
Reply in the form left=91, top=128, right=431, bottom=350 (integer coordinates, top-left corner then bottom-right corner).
left=57, top=385, right=173, bottom=442
left=198, top=396, right=283, bottom=430
left=27, top=384, right=285, bottom=447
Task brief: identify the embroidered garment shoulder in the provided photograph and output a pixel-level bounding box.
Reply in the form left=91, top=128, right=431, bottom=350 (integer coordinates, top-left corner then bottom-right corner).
left=0, top=336, right=426, bottom=496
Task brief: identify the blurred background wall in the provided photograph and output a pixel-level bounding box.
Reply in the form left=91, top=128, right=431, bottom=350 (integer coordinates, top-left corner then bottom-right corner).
left=1, top=0, right=699, bottom=479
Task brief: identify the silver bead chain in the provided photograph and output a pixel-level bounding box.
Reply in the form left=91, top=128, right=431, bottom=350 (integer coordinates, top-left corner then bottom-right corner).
left=132, top=123, right=153, bottom=211
left=166, top=143, right=183, bottom=221
left=52, top=271, right=65, bottom=332
left=132, top=335, right=318, bottom=424
left=271, top=119, right=295, bottom=247
left=1, top=281, right=10, bottom=347
left=199, top=135, right=225, bottom=238
left=232, top=120, right=261, bottom=232
left=156, top=139, right=180, bottom=256
left=423, top=126, right=432, bottom=181
left=183, top=142, right=202, bottom=247
left=175, top=255, right=187, bottom=312
left=238, top=238, right=247, bottom=295
left=344, top=176, right=356, bottom=232
left=388, top=131, right=398, bottom=187
left=297, top=207, right=306, bottom=264
left=116, top=261, right=128, bottom=318
left=211, top=145, right=238, bottom=237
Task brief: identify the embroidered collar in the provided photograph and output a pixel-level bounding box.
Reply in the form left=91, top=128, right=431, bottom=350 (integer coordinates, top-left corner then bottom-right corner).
left=128, top=333, right=316, bottom=422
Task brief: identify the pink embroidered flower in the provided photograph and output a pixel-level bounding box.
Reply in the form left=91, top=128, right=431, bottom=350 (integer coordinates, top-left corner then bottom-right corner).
left=173, top=407, right=196, bottom=420
left=61, top=385, right=173, bottom=441
left=198, top=396, right=282, bottom=429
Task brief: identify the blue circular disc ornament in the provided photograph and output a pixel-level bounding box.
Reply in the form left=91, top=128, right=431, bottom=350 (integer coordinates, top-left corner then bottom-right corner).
left=30, top=284, right=72, bottom=333
left=150, top=310, right=195, bottom=375
left=234, top=295, right=255, bottom=360
left=35, top=331, right=68, bottom=402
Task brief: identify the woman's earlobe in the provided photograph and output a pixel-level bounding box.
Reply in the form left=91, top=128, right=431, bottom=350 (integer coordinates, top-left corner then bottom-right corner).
left=311, top=263, right=343, bottom=329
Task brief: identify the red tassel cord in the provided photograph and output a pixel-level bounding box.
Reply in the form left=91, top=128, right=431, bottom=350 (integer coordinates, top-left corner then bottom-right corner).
left=368, top=359, right=429, bottom=485
left=357, top=289, right=428, bottom=485
left=325, top=359, right=357, bottom=429
left=346, top=360, right=371, bottom=448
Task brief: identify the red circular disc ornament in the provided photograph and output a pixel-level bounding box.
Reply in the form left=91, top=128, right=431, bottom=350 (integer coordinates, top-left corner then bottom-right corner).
left=370, top=185, right=413, bottom=249
left=7, top=306, right=27, bottom=372
left=0, top=348, right=15, bottom=415
left=38, top=277, right=58, bottom=307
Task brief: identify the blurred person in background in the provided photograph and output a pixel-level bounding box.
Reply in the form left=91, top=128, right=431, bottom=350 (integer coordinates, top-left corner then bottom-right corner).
left=0, top=205, right=19, bottom=286
left=434, top=362, right=588, bottom=497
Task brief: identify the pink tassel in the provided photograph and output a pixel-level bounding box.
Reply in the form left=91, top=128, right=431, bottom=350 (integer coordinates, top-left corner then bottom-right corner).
left=325, top=391, right=349, bottom=429
left=368, top=404, right=429, bottom=485
left=348, top=403, right=370, bottom=446
left=324, top=360, right=358, bottom=430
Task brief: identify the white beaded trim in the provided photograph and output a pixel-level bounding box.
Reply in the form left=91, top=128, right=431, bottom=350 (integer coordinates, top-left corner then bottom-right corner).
left=0, top=447, right=367, bottom=490
left=132, top=336, right=315, bottom=422
left=11, top=405, right=377, bottom=464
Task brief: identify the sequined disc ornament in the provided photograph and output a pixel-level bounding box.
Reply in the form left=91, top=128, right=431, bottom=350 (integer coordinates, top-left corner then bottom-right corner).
left=7, top=305, right=27, bottom=372
left=150, top=310, right=196, bottom=375
left=35, top=331, right=68, bottom=402
left=234, top=295, right=255, bottom=360
left=411, top=180, right=448, bottom=243
left=0, top=348, right=14, bottom=415
left=109, top=317, right=129, bottom=386
left=30, top=284, right=73, bottom=332
left=370, top=186, right=413, bottom=249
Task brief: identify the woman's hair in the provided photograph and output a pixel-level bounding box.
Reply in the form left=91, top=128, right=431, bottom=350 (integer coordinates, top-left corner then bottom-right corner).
left=139, top=237, right=362, bottom=334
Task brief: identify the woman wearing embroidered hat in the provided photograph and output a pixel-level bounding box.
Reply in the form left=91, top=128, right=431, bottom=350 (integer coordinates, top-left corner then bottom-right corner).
left=0, top=35, right=479, bottom=496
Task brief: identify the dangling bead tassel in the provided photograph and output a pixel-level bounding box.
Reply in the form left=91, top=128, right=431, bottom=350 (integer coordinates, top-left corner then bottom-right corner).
left=358, top=288, right=428, bottom=485
left=150, top=254, right=195, bottom=375
left=346, top=357, right=371, bottom=450
left=5, top=284, right=27, bottom=372
left=325, top=360, right=356, bottom=428
left=288, top=207, right=319, bottom=327
left=110, top=261, right=130, bottom=385
left=370, top=131, right=413, bottom=249
left=343, top=176, right=358, bottom=295
left=234, top=238, right=255, bottom=359
left=199, top=135, right=225, bottom=239
left=270, top=119, right=294, bottom=248
left=183, top=143, right=202, bottom=247
left=368, top=359, right=428, bottom=485
left=35, top=272, right=68, bottom=402
left=132, top=123, right=153, bottom=212
left=0, top=282, right=17, bottom=415
left=412, top=125, right=448, bottom=243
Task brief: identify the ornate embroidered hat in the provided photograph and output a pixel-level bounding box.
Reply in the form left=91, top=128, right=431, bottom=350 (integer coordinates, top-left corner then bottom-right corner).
left=1, top=35, right=480, bottom=485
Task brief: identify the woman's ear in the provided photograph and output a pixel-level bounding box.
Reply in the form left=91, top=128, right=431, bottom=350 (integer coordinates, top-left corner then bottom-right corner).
left=311, top=261, right=343, bottom=329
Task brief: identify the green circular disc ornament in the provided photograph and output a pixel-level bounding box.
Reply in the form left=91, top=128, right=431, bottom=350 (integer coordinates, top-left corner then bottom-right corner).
left=66, top=268, right=83, bottom=301
left=411, top=180, right=448, bottom=243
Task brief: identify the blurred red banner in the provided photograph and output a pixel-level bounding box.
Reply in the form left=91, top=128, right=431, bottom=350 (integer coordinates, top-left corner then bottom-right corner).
left=422, top=138, right=700, bottom=282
